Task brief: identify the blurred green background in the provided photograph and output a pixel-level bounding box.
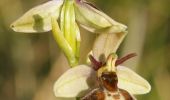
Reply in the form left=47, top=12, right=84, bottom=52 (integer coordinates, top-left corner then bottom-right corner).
left=0, top=0, right=170, bottom=100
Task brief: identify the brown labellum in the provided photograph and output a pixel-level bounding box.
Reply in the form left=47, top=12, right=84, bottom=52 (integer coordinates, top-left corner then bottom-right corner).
left=81, top=71, right=135, bottom=100
left=81, top=54, right=137, bottom=100
left=99, top=72, right=118, bottom=92
left=81, top=88, right=105, bottom=100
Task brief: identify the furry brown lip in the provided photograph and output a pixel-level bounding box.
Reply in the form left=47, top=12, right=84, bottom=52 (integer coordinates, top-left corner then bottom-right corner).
left=81, top=69, right=134, bottom=100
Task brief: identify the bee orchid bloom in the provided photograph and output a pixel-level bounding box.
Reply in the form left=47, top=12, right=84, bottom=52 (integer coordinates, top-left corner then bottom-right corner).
left=10, top=0, right=127, bottom=66
left=53, top=53, right=151, bottom=99
left=53, top=21, right=151, bottom=99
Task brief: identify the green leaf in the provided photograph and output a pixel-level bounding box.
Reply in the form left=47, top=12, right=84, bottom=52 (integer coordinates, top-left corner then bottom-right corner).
left=10, top=0, right=63, bottom=33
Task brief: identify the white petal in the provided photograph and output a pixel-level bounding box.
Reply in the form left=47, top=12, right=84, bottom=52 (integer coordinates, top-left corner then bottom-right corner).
left=53, top=65, right=96, bottom=97
left=92, top=32, right=127, bottom=62
left=74, top=1, right=127, bottom=33
left=10, top=0, right=63, bottom=33
left=117, top=66, right=151, bottom=94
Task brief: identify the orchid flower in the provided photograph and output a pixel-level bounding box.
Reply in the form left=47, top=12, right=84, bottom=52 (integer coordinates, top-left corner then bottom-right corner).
left=53, top=54, right=151, bottom=99
left=10, top=0, right=127, bottom=66
left=10, top=0, right=151, bottom=99
left=53, top=30, right=151, bottom=99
